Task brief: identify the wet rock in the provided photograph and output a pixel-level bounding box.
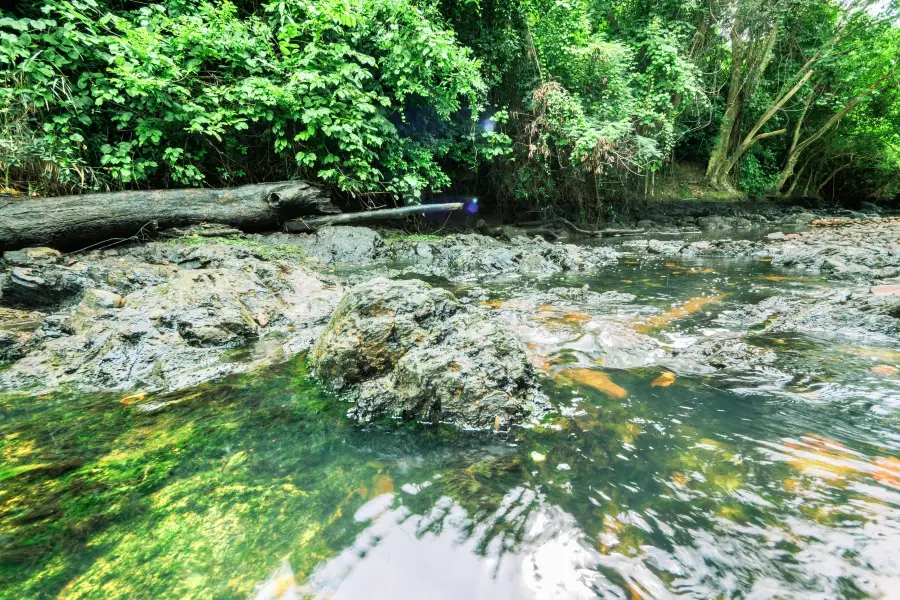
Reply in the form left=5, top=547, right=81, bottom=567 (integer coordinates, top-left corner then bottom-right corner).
left=2, top=247, right=61, bottom=267
left=637, top=218, right=900, bottom=284
left=766, top=232, right=785, bottom=240
left=0, top=244, right=343, bottom=394
left=1, top=265, right=92, bottom=309
left=261, top=227, right=385, bottom=265
left=647, top=239, right=685, bottom=255
left=81, top=289, right=125, bottom=309
left=310, top=278, right=547, bottom=430
left=781, top=212, right=816, bottom=225
left=716, top=291, right=899, bottom=342
left=388, top=233, right=619, bottom=281
left=0, top=307, right=44, bottom=361
left=671, top=337, right=777, bottom=371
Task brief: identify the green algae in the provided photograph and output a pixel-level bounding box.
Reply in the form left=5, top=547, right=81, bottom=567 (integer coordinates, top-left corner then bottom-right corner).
left=168, top=235, right=310, bottom=262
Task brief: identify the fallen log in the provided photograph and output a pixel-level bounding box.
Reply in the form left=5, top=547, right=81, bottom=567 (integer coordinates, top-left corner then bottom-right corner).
left=0, top=181, right=337, bottom=251
left=284, top=202, right=464, bottom=232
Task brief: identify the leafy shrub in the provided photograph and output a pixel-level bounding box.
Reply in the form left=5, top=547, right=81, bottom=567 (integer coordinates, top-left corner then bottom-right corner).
left=0, top=0, right=484, bottom=199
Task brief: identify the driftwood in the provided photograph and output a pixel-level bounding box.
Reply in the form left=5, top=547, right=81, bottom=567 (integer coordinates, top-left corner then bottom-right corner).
left=284, top=202, right=464, bottom=232
left=0, top=181, right=337, bottom=251
left=516, top=218, right=645, bottom=236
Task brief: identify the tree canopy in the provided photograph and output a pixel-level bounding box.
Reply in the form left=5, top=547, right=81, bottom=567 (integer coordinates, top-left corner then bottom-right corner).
left=1, top=0, right=898, bottom=213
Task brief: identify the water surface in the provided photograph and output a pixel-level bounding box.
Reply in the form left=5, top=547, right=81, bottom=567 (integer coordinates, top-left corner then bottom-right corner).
left=2, top=248, right=899, bottom=599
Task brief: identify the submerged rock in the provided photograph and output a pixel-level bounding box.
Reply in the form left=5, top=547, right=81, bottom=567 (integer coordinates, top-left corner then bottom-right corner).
left=310, top=278, right=547, bottom=429
left=640, top=218, right=900, bottom=284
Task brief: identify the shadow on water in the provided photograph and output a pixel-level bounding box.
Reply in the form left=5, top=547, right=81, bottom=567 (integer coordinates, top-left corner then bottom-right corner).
left=2, top=250, right=900, bottom=599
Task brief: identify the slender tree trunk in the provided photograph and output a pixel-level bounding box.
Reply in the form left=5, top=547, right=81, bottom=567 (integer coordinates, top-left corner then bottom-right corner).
left=816, top=163, right=851, bottom=195
left=707, top=22, right=785, bottom=188
left=720, top=70, right=814, bottom=179
left=774, top=93, right=815, bottom=193
left=706, top=19, right=746, bottom=185
left=784, top=154, right=813, bottom=197
left=284, top=202, right=464, bottom=232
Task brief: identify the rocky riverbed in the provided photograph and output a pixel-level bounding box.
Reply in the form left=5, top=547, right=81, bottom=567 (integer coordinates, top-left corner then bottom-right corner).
left=1, top=206, right=898, bottom=429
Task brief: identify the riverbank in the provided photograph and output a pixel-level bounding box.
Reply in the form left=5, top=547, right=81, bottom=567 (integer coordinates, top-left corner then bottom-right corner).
left=1, top=203, right=897, bottom=408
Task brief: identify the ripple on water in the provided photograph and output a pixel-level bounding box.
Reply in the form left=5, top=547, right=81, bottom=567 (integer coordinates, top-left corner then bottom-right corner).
left=2, top=252, right=900, bottom=599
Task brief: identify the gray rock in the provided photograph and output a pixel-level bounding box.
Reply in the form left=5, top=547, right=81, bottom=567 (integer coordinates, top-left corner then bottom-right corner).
left=647, top=239, right=684, bottom=255
left=388, top=233, right=619, bottom=281
left=81, top=289, right=125, bottom=309
left=1, top=265, right=92, bottom=309
left=766, top=232, right=785, bottom=240
left=3, top=247, right=61, bottom=267
left=0, top=307, right=44, bottom=361
left=697, top=216, right=733, bottom=230
left=0, top=245, right=343, bottom=394
left=310, top=278, right=547, bottom=430
left=262, top=227, right=385, bottom=265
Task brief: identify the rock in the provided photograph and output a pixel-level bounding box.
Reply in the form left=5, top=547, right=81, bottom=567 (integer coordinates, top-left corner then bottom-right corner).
left=871, top=285, right=900, bottom=296
left=782, top=212, right=816, bottom=225
left=672, top=337, right=776, bottom=371
left=310, top=278, right=546, bottom=429
left=647, top=239, right=684, bottom=255
left=1, top=265, right=91, bottom=309
left=0, top=243, right=343, bottom=394
left=766, top=232, right=785, bottom=240
left=2, top=247, right=61, bottom=267
left=0, top=307, right=44, bottom=361
left=81, top=289, right=125, bottom=309
left=261, top=227, right=385, bottom=265
left=387, top=233, right=619, bottom=281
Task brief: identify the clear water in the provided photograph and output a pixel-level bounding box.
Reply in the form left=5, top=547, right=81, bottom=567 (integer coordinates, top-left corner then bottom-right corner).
left=2, top=251, right=899, bottom=599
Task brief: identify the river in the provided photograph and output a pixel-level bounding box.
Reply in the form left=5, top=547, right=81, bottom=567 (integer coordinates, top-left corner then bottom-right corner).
left=2, top=233, right=899, bottom=599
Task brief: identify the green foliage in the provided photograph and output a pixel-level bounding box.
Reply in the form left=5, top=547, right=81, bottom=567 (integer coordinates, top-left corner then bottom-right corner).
left=1, top=0, right=898, bottom=207
left=0, top=0, right=483, bottom=199
left=739, top=152, right=779, bottom=197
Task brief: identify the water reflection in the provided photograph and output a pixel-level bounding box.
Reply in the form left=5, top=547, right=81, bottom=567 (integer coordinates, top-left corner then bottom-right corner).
left=294, top=490, right=610, bottom=600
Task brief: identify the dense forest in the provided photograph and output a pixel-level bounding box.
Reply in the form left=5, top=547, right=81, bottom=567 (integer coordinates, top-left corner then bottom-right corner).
left=1, top=0, right=898, bottom=220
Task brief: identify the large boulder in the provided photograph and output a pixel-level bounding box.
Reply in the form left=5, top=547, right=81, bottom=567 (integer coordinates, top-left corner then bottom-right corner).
left=310, top=278, right=546, bottom=430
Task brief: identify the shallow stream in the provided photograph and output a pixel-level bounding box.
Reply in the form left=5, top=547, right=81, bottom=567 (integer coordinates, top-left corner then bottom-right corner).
left=2, top=242, right=899, bottom=599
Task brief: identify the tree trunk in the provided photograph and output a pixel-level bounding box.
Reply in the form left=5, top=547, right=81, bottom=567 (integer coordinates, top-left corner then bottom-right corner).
left=0, top=181, right=337, bottom=251
left=706, top=19, right=746, bottom=185
left=783, top=156, right=811, bottom=197
left=773, top=92, right=815, bottom=194
left=284, top=202, right=464, bottom=232
left=719, top=70, right=814, bottom=178
left=816, top=163, right=851, bottom=195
